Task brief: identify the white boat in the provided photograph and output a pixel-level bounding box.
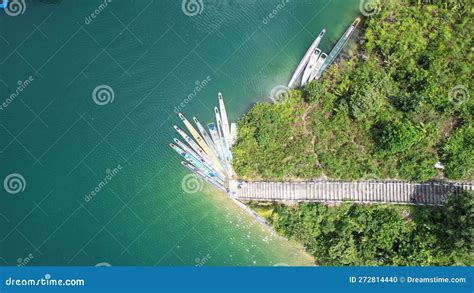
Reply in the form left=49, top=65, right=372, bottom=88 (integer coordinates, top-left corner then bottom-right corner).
left=193, top=117, right=223, bottom=168
left=301, top=48, right=321, bottom=86
left=178, top=113, right=215, bottom=159
left=309, top=52, right=327, bottom=81
left=230, top=123, right=238, bottom=146
left=288, top=29, right=326, bottom=88
left=218, top=93, right=232, bottom=153
left=207, top=122, right=231, bottom=175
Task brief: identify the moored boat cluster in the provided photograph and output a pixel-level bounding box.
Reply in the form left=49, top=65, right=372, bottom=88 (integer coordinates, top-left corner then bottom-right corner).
left=288, top=17, right=360, bottom=88
left=169, top=93, right=236, bottom=192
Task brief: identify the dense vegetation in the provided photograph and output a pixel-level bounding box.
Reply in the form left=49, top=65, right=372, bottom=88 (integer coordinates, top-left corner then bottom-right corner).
left=233, top=0, right=473, bottom=182
left=234, top=1, right=473, bottom=266
left=251, top=191, right=473, bottom=266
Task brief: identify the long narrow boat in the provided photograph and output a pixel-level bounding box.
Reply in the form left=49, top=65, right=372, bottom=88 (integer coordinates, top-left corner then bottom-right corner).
left=173, top=138, right=226, bottom=180
left=287, top=28, right=326, bottom=88
left=230, top=123, right=238, bottom=146
left=315, top=17, right=360, bottom=79
left=193, top=117, right=223, bottom=168
left=301, top=48, right=321, bottom=86
left=218, top=93, right=232, bottom=152
left=181, top=161, right=227, bottom=193
left=215, top=107, right=233, bottom=164
left=169, top=143, right=225, bottom=183
left=178, top=113, right=215, bottom=159
left=174, top=126, right=210, bottom=162
left=208, top=122, right=231, bottom=175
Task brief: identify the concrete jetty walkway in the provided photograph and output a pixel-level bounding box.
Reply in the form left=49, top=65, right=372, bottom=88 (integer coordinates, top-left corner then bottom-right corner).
left=228, top=180, right=473, bottom=206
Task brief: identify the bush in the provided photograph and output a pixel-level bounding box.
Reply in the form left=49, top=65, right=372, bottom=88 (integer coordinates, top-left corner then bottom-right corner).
left=376, top=119, right=425, bottom=154
left=441, top=125, right=474, bottom=179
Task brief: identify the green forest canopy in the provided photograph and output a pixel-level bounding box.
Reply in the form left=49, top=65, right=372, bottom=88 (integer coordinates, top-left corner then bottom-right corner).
left=234, top=0, right=473, bottom=266
left=233, top=0, right=473, bottom=182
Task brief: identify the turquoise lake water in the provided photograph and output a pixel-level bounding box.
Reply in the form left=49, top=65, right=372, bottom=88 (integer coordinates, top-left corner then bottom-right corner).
left=0, top=0, right=359, bottom=266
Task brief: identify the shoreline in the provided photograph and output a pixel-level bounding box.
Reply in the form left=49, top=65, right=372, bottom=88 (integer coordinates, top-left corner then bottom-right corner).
left=230, top=1, right=473, bottom=266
